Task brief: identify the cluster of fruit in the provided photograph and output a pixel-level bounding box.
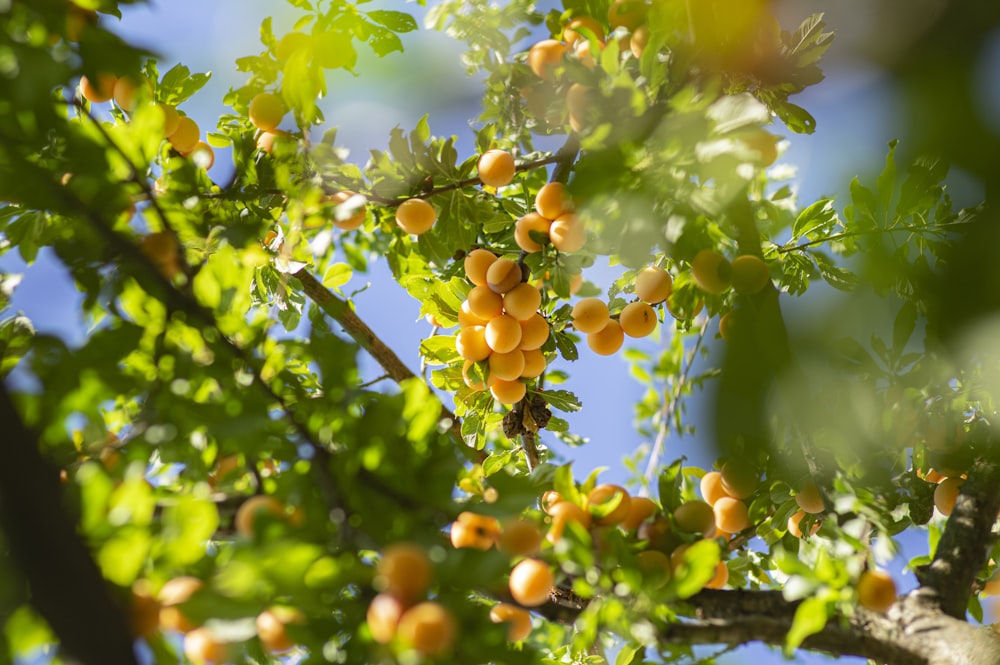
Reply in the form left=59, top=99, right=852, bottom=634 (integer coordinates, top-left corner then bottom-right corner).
left=365, top=543, right=457, bottom=658
left=514, top=181, right=585, bottom=254
left=455, top=250, right=551, bottom=404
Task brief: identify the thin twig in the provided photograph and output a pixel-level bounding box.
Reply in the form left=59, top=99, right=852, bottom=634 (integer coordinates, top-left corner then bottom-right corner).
left=776, top=220, right=970, bottom=254
left=640, top=316, right=710, bottom=495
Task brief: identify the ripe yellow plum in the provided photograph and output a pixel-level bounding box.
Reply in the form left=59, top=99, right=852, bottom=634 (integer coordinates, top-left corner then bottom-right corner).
left=490, top=603, right=532, bottom=641
left=619, top=301, right=657, bottom=338
left=700, top=471, right=729, bottom=506
left=518, top=313, right=550, bottom=350
left=256, top=608, right=303, bottom=653
left=514, top=212, right=552, bottom=252
left=503, top=283, right=542, bottom=321
left=730, top=255, right=770, bottom=294
left=587, top=484, right=632, bottom=526
left=275, top=31, right=311, bottom=61
left=467, top=285, right=504, bottom=320
left=635, top=266, right=672, bottom=303
left=397, top=602, right=457, bottom=657
left=572, top=298, right=610, bottom=334
left=857, top=570, right=897, bottom=613
left=720, top=462, right=757, bottom=500
left=509, top=558, right=555, bottom=607
left=499, top=520, right=543, bottom=556
left=549, top=213, right=587, bottom=253
left=788, top=509, right=820, bottom=538
left=458, top=301, right=489, bottom=328
left=395, top=198, right=437, bottom=235
left=519, top=348, right=547, bottom=378
left=527, top=39, right=567, bottom=79
left=456, top=325, right=491, bottom=362
left=934, top=476, right=963, bottom=516
left=248, top=92, right=287, bottom=132
left=367, top=593, right=406, bottom=644
left=587, top=320, right=624, bottom=356
left=705, top=561, right=730, bottom=589
left=630, top=25, right=650, bottom=57
left=375, top=543, right=432, bottom=603
left=691, top=249, right=732, bottom=294
left=464, top=248, right=498, bottom=286
left=674, top=500, right=716, bottom=536
left=563, top=16, right=605, bottom=46
left=450, top=512, right=501, bottom=550
left=621, top=496, right=658, bottom=531
left=80, top=73, right=117, bottom=103
left=478, top=149, right=516, bottom=187
left=485, top=314, right=523, bottom=354
left=547, top=500, right=591, bottom=543
left=713, top=497, right=751, bottom=534
left=795, top=480, right=825, bottom=514
left=113, top=76, right=148, bottom=112
left=488, top=376, right=526, bottom=404
left=168, top=116, right=200, bottom=154
left=535, top=182, right=573, bottom=219
left=489, top=349, right=526, bottom=381
left=486, top=258, right=523, bottom=294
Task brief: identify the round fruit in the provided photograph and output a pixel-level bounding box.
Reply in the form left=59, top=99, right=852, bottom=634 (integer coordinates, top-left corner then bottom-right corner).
left=486, top=258, right=522, bottom=294
left=395, top=198, right=436, bottom=235
left=366, top=593, right=406, bottom=644
left=541, top=491, right=563, bottom=513
left=856, top=570, right=896, bottom=613
left=635, top=266, right=672, bottom=303
left=375, top=543, right=432, bottom=603
left=235, top=495, right=286, bottom=537
left=157, top=104, right=181, bottom=137
left=514, top=213, right=552, bottom=252
left=720, top=462, right=757, bottom=500
left=158, top=577, right=203, bottom=633
left=934, top=476, right=963, bottom=516
left=112, top=76, right=147, bottom=112
left=691, top=249, right=732, bottom=294
left=458, top=301, right=489, bottom=328
left=638, top=516, right=678, bottom=553
left=587, top=484, right=632, bottom=526
left=546, top=500, right=591, bottom=543
left=489, top=349, right=526, bottom=381
left=700, top=471, right=729, bottom=505
left=637, top=549, right=672, bottom=588
left=467, top=285, right=504, bottom=320
left=787, top=509, right=820, bottom=538
left=621, top=496, right=658, bottom=531
left=571, top=298, right=610, bottom=334
left=327, top=191, right=367, bottom=230
left=256, top=608, right=302, bottom=653
left=563, top=16, right=605, bottom=46
left=485, top=314, right=522, bottom=354
left=456, top=325, right=491, bottom=362
left=256, top=130, right=293, bottom=154
left=450, top=512, right=501, bottom=550
left=80, top=73, right=116, bottom=103
left=630, top=25, right=650, bottom=57
left=478, top=149, right=516, bottom=188
left=730, top=255, right=770, bottom=295
left=520, top=348, right=547, bottom=379
left=535, top=182, right=572, bottom=219
left=499, top=519, right=543, bottom=556
left=248, top=92, right=287, bottom=132
left=189, top=142, right=215, bottom=170
left=705, top=561, right=730, bottom=590
left=742, top=128, right=779, bottom=166
left=184, top=627, right=227, bottom=664
left=503, top=283, right=542, bottom=321
left=490, top=603, right=532, bottom=641
left=518, top=314, right=550, bottom=350
left=713, top=497, right=751, bottom=534
left=396, top=602, right=457, bottom=657
left=509, top=558, right=555, bottom=607
left=488, top=376, right=526, bottom=404
left=464, top=248, right=498, bottom=286
left=674, top=500, right=716, bottom=536
left=549, top=213, right=587, bottom=253
left=275, top=31, right=311, bottom=61
left=527, top=39, right=567, bottom=79
left=620, top=301, right=657, bottom=338
left=168, top=116, right=200, bottom=154
left=608, top=0, right=648, bottom=30
left=719, top=310, right=737, bottom=342
left=795, top=480, right=825, bottom=514
left=587, top=320, right=624, bottom=356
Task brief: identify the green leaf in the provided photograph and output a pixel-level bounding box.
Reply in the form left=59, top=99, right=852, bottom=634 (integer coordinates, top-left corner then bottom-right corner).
left=160, top=495, right=220, bottom=566
left=483, top=448, right=515, bottom=476
left=892, top=301, right=918, bottom=354
left=0, top=315, right=34, bottom=378
left=792, top=198, right=837, bottom=239
left=537, top=389, right=581, bottom=413
left=658, top=458, right=685, bottom=512
left=671, top=539, right=720, bottom=598
left=786, top=596, right=829, bottom=653
left=366, top=10, right=418, bottom=33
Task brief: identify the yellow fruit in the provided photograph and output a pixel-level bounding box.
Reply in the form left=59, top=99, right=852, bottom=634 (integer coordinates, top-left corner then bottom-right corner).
left=395, top=198, right=436, bottom=235
left=934, top=476, right=963, bottom=516
left=549, top=213, right=587, bottom=253
left=563, top=16, right=605, bottom=46
left=458, top=300, right=489, bottom=328
left=139, top=231, right=182, bottom=279
left=546, top=500, right=591, bottom=543
left=619, top=301, right=657, bottom=338
left=857, top=570, right=896, bottom=613
left=256, top=608, right=303, bottom=653
left=367, top=593, right=406, bottom=644
left=535, top=182, right=573, bottom=219
left=158, top=577, right=203, bottom=633
left=587, top=320, right=624, bottom=356
left=674, top=500, right=716, bottom=536
left=503, top=283, right=542, bottom=321
left=730, top=255, right=770, bottom=295
left=256, top=130, right=293, bottom=154
left=719, top=310, right=737, bottom=342
left=571, top=39, right=603, bottom=68
left=635, top=266, right=672, bottom=303
left=571, top=298, right=610, bottom=334
left=787, top=509, right=820, bottom=538
left=527, top=39, right=567, bottom=79
left=705, top=561, right=730, bottom=590
left=514, top=212, right=552, bottom=252
left=188, top=142, right=215, bottom=170
left=489, top=349, right=526, bottom=381
left=235, top=495, right=286, bottom=537
left=742, top=128, right=779, bottom=166
left=450, top=512, right=501, bottom=550
left=509, top=558, right=554, bottom=607
left=720, top=462, right=757, bottom=500
left=699, top=471, right=730, bottom=506
left=608, top=0, right=647, bottom=30
left=275, top=31, right=311, bottom=61
left=541, top=491, right=563, bottom=513
left=486, top=258, right=523, bottom=294
left=488, top=376, right=527, bottom=404
left=80, top=73, right=117, bottom=103
left=713, top=497, right=751, bottom=534
left=467, top=285, right=504, bottom=320
left=637, top=550, right=672, bottom=588
left=168, top=116, right=200, bottom=154
left=375, top=543, right=432, bottom=603
left=158, top=104, right=181, bottom=137
left=248, top=92, right=287, bottom=132
left=795, top=480, right=825, bottom=514
left=691, top=250, right=732, bottom=294
left=499, top=520, right=543, bottom=556
left=518, top=313, right=550, bottom=350
left=519, top=348, right=547, bottom=378
left=456, top=325, right=491, bottom=362
left=396, top=602, right=457, bottom=657
left=478, top=149, right=516, bottom=187
left=464, top=249, right=498, bottom=286
left=630, top=25, right=650, bottom=58
left=490, top=603, right=532, bottom=641
left=587, top=484, right=631, bottom=526
left=112, top=76, right=148, bottom=112
left=184, top=627, right=228, bottom=664
left=325, top=191, right=367, bottom=230
left=485, top=314, right=523, bottom=353
left=621, top=496, right=658, bottom=531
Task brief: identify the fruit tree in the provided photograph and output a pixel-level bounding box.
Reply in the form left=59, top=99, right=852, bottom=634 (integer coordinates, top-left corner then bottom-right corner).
left=1, top=1, right=999, bottom=664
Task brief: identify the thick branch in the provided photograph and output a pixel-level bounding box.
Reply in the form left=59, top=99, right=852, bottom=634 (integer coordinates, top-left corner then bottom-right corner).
left=292, top=268, right=486, bottom=463
left=0, top=385, right=138, bottom=665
